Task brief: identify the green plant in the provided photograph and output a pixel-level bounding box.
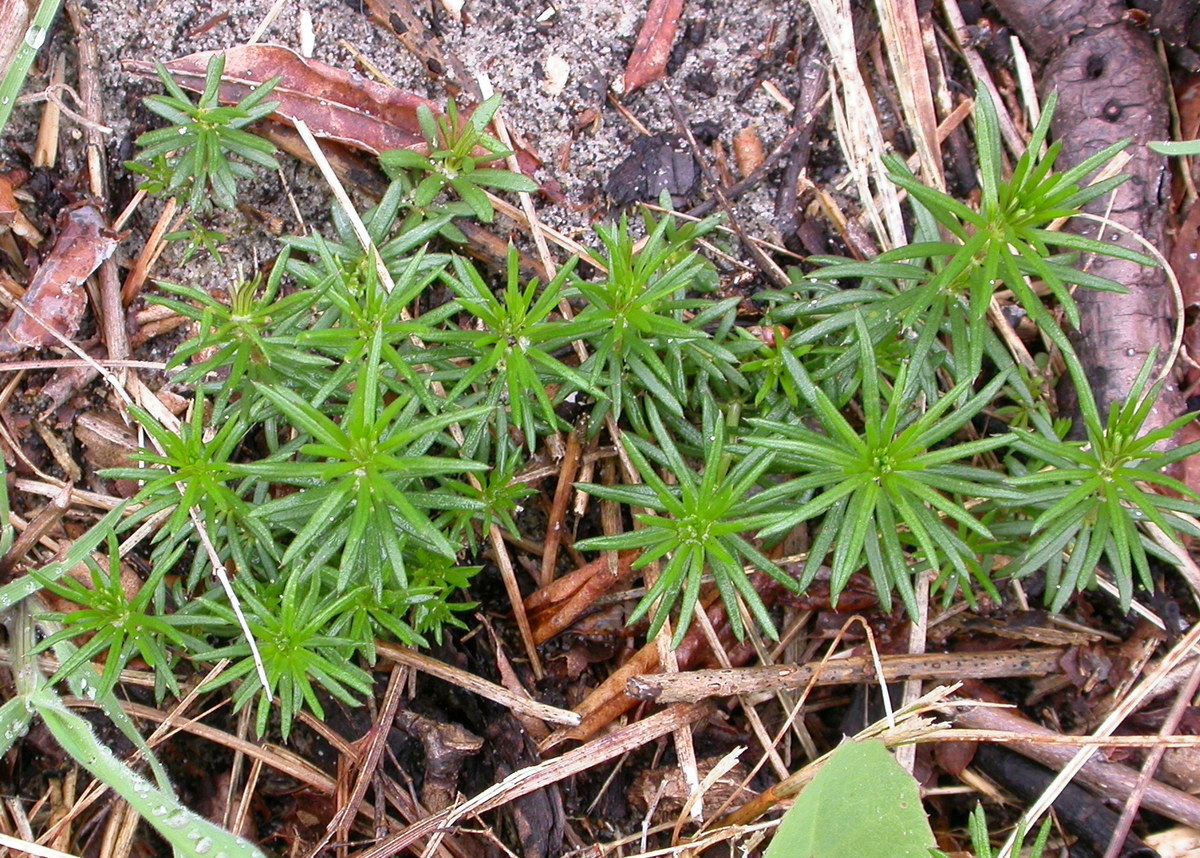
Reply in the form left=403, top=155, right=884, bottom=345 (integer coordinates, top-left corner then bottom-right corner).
left=747, top=317, right=1017, bottom=616
left=435, top=446, right=534, bottom=552
left=0, top=0, right=60, bottom=136
left=1001, top=351, right=1200, bottom=610
left=766, top=86, right=1153, bottom=384
left=1149, top=139, right=1200, bottom=156
left=164, top=217, right=229, bottom=263
left=105, top=401, right=275, bottom=590
left=153, top=253, right=331, bottom=416
left=763, top=739, right=935, bottom=858
left=0, top=679, right=266, bottom=858
left=574, top=210, right=739, bottom=430
left=237, top=344, right=491, bottom=594
left=932, top=805, right=1051, bottom=858
left=422, top=247, right=601, bottom=451
left=130, top=52, right=281, bottom=212
left=190, top=574, right=374, bottom=739
left=33, top=532, right=195, bottom=700
left=0, top=462, right=262, bottom=856
left=379, top=93, right=538, bottom=223
left=576, top=401, right=798, bottom=645
left=331, top=554, right=479, bottom=658
left=763, top=739, right=1051, bottom=858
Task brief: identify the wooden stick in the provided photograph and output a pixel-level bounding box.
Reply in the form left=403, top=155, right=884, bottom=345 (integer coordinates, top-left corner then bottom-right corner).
left=376, top=641, right=579, bottom=727
left=954, top=701, right=1200, bottom=831
left=628, top=647, right=1067, bottom=703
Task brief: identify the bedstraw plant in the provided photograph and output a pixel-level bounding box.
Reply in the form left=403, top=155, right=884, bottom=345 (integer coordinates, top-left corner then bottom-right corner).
left=2, top=71, right=1199, bottom=854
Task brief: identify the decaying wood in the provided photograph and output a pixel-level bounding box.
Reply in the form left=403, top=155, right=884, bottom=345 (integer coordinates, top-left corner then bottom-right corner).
left=627, top=647, right=1068, bottom=703
left=954, top=697, right=1200, bottom=830
left=0, top=203, right=118, bottom=355
left=395, top=709, right=483, bottom=813
left=0, top=0, right=31, bottom=96
left=991, top=0, right=1185, bottom=434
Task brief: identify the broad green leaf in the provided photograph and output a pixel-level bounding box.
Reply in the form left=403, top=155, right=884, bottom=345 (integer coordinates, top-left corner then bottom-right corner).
left=763, top=739, right=934, bottom=858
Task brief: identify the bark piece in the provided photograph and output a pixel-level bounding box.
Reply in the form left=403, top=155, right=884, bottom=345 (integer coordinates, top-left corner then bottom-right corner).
left=393, top=710, right=482, bottom=814
left=993, top=0, right=1184, bottom=433
left=1130, top=0, right=1200, bottom=47
left=0, top=203, right=118, bottom=355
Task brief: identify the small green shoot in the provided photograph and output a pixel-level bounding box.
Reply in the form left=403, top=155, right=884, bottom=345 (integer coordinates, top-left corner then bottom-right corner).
left=576, top=401, right=798, bottom=645
left=1003, top=351, right=1200, bottom=610
left=130, top=52, right=281, bottom=212
left=379, top=93, right=538, bottom=223
left=33, top=532, right=191, bottom=700
left=748, top=317, right=1016, bottom=614
left=194, top=575, right=374, bottom=739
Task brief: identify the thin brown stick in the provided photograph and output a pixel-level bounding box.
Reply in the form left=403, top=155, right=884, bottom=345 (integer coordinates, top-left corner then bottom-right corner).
left=667, top=95, right=791, bottom=289
left=938, top=0, right=1024, bottom=154
left=538, top=426, right=582, bottom=587
left=304, top=665, right=408, bottom=858
left=627, top=647, right=1067, bottom=703
left=64, top=4, right=107, bottom=200
left=1102, top=656, right=1200, bottom=858
left=375, top=641, right=579, bottom=726
left=120, top=197, right=180, bottom=306
left=354, top=703, right=714, bottom=858
left=69, top=698, right=335, bottom=793
left=32, top=55, right=65, bottom=168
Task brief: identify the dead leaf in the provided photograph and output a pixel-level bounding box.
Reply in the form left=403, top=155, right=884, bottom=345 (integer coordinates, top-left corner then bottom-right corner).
left=623, top=0, right=684, bottom=94
left=732, top=124, right=765, bottom=178
left=1173, top=196, right=1200, bottom=307
left=124, top=45, right=437, bottom=156
left=1177, top=73, right=1200, bottom=191
left=0, top=173, right=17, bottom=228
left=125, top=45, right=551, bottom=187
left=0, top=203, right=117, bottom=355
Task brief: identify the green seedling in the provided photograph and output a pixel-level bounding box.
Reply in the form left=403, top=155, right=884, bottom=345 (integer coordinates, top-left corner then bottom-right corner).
left=379, top=93, right=538, bottom=223
left=1002, top=350, right=1200, bottom=610
left=130, top=52, right=280, bottom=212
left=577, top=401, right=798, bottom=645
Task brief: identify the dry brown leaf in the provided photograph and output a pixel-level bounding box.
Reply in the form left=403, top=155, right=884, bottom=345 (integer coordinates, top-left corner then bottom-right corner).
left=1178, top=74, right=1200, bottom=191
left=732, top=125, right=764, bottom=178
left=0, top=203, right=118, bottom=355
left=125, top=45, right=553, bottom=189
left=124, top=45, right=437, bottom=156
left=623, top=0, right=684, bottom=95
left=0, top=173, right=17, bottom=228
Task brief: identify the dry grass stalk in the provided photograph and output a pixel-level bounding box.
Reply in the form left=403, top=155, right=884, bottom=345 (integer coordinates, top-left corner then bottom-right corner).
left=375, top=641, right=579, bottom=727
left=874, top=0, right=944, bottom=191
left=809, top=0, right=906, bottom=249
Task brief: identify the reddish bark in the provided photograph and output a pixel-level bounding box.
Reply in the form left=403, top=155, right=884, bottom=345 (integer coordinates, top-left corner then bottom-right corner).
left=992, top=0, right=1185, bottom=434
